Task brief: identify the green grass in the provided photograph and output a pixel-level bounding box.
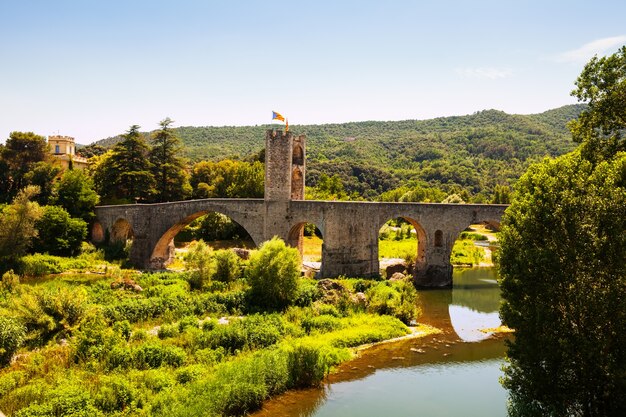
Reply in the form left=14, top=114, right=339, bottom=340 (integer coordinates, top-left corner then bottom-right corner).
left=378, top=237, right=417, bottom=260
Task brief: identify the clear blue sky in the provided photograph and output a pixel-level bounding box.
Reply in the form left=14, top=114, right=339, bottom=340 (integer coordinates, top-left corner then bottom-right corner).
left=1, top=0, right=625, bottom=144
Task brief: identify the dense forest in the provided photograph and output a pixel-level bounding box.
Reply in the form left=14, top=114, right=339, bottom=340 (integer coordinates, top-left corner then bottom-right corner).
left=92, top=105, right=585, bottom=202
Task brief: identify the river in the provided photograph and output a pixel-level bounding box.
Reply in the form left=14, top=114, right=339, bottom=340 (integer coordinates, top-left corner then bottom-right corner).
left=251, top=267, right=509, bottom=417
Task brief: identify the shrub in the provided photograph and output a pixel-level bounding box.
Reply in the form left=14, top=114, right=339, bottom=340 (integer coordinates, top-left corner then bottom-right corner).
left=184, top=240, right=215, bottom=290
left=112, top=320, right=132, bottom=341
left=247, top=238, right=300, bottom=310
left=93, top=375, right=134, bottom=412
left=157, top=324, right=179, bottom=339
left=213, top=249, right=241, bottom=283
left=0, top=316, right=26, bottom=366
left=18, top=254, right=90, bottom=277
left=301, top=314, right=343, bottom=334
left=12, top=286, right=89, bottom=345
left=1, top=269, right=20, bottom=293
left=365, top=280, right=420, bottom=324
left=178, top=315, right=199, bottom=333
left=133, top=344, right=186, bottom=369
left=286, top=342, right=326, bottom=388
left=33, top=205, right=87, bottom=256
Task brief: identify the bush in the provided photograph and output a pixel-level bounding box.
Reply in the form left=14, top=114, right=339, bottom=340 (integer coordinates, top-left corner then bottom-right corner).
left=1, top=269, right=20, bottom=292
left=301, top=314, right=343, bottom=334
left=286, top=342, right=327, bottom=388
left=0, top=316, right=26, bottom=366
left=12, top=286, right=89, bottom=345
left=213, top=249, right=241, bottom=283
left=133, top=343, right=186, bottom=369
left=183, top=241, right=215, bottom=290
left=33, top=205, right=87, bottom=256
left=93, top=375, right=134, bottom=412
left=247, top=238, right=300, bottom=310
left=157, top=324, right=178, bottom=339
left=18, top=254, right=89, bottom=277
left=366, top=280, right=420, bottom=324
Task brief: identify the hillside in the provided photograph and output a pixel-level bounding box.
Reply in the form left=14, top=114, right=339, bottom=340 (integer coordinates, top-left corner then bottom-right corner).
left=93, top=104, right=585, bottom=200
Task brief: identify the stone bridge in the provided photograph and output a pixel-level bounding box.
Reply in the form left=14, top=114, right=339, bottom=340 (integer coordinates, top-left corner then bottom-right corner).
left=93, top=130, right=507, bottom=287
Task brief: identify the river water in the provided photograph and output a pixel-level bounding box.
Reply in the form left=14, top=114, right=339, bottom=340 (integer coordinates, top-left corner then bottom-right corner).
left=251, top=267, right=509, bottom=417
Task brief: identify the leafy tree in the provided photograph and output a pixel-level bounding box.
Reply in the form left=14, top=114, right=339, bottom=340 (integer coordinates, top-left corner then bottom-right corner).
left=23, top=161, right=62, bottom=205
left=52, top=169, right=100, bottom=222
left=0, top=186, right=43, bottom=269
left=149, top=118, right=192, bottom=202
left=213, top=249, right=242, bottom=283
left=190, top=159, right=263, bottom=198
left=95, top=125, right=155, bottom=203
left=247, top=237, right=300, bottom=310
left=306, top=173, right=348, bottom=200
left=491, top=184, right=511, bottom=204
left=76, top=143, right=107, bottom=158
left=499, top=151, right=626, bottom=416
left=33, top=206, right=87, bottom=256
left=0, top=132, right=50, bottom=203
left=569, top=45, right=626, bottom=162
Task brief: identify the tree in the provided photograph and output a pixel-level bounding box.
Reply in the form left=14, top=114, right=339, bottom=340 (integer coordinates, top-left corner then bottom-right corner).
left=24, top=161, right=62, bottom=205
left=149, top=118, right=192, bottom=202
left=52, top=169, right=100, bottom=222
left=0, top=132, right=50, bottom=203
left=0, top=186, right=43, bottom=270
left=500, top=151, right=626, bottom=416
left=569, top=45, right=626, bottom=162
left=93, top=126, right=155, bottom=203
left=33, top=206, right=87, bottom=256
left=246, top=237, right=300, bottom=310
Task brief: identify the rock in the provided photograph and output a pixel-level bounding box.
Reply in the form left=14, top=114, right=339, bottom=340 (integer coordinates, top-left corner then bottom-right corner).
left=317, top=279, right=345, bottom=292
left=351, top=292, right=367, bottom=307
left=385, top=263, right=406, bottom=277
left=111, top=278, right=143, bottom=292
left=389, top=272, right=406, bottom=281
left=232, top=248, right=251, bottom=260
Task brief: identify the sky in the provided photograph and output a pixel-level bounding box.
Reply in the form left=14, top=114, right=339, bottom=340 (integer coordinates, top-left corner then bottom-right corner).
left=1, top=0, right=625, bottom=144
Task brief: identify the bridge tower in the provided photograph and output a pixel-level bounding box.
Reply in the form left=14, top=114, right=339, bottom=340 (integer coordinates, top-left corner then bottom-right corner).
left=264, top=130, right=306, bottom=248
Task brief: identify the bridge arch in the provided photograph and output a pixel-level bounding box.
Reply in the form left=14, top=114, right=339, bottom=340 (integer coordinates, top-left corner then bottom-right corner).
left=150, top=209, right=259, bottom=268
left=377, top=215, right=427, bottom=276
left=111, top=218, right=134, bottom=242
left=91, top=221, right=105, bottom=243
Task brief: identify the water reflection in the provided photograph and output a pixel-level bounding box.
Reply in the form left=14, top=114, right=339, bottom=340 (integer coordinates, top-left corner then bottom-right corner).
left=250, top=267, right=508, bottom=417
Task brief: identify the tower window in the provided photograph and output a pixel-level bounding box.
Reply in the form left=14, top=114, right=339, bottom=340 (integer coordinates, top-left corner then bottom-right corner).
left=55, top=145, right=60, bottom=154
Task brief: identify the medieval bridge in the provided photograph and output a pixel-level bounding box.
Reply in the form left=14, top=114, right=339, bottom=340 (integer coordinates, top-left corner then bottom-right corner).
left=94, top=130, right=507, bottom=287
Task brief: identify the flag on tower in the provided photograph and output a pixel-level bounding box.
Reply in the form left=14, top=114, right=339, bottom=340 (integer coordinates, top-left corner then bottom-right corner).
left=272, top=111, right=285, bottom=122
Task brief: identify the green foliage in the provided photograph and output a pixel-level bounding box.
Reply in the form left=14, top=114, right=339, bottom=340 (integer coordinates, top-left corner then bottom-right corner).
left=52, top=169, right=100, bottom=222
left=181, top=212, right=251, bottom=243
left=247, top=238, right=300, bottom=310
left=183, top=240, right=215, bottom=290
left=499, top=150, right=626, bottom=415
left=0, top=186, right=43, bottom=269
left=1, top=269, right=20, bottom=293
left=0, top=131, right=50, bottom=204
left=149, top=118, right=192, bottom=202
left=213, top=249, right=241, bottom=283
left=10, top=286, right=89, bottom=345
left=569, top=45, right=626, bottom=162
left=450, top=239, right=485, bottom=266
left=0, top=316, right=26, bottom=366
left=33, top=206, right=87, bottom=256
left=365, top=280, right=420, bottom=324
left=190, top=159, right=264, bottom=199
left=93, top=125, right=156, bottom=203
left=18, top=254, right=90, bottom=277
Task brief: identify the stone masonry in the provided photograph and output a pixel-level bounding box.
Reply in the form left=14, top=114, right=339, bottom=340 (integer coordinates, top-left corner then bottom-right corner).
left=94, top=130, right=507, bottom=287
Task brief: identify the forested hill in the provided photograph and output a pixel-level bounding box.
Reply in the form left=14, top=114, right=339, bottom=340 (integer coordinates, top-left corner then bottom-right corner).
left=93, top=104, right=585, bottom=201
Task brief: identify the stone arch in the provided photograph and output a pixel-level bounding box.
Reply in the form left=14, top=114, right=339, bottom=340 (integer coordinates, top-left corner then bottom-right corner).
left=91, top=221, right=105, bottom=243
left=287, top=221, right=324, bottom=275
left=111, top=218, right=134, bottom=243
left=378, top=216, right=427, bottom=275
left=292, top=144, right=304, bottom=165
left=150, top=210, right=258, bottom=269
